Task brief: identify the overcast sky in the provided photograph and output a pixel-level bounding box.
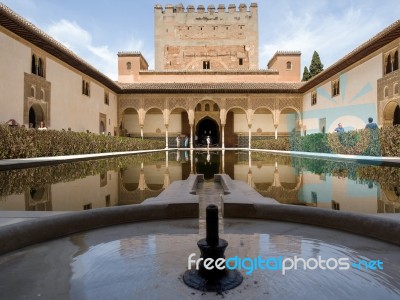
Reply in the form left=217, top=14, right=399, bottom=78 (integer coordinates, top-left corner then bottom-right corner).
left=2, top=0, right=399, bottom=80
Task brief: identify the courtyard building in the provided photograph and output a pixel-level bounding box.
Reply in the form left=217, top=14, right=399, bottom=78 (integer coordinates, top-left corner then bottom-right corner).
left=0, top=3, right=399, bottom=146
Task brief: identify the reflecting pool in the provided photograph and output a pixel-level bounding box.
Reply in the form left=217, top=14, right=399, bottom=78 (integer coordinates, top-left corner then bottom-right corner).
left=0, top=151, right=399, bottom=214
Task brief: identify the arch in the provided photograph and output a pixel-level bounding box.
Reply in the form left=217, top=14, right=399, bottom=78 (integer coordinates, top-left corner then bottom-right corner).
left=384, top=86, right=389, bottom=98
left=99, top=121, right=106, bottom=134
left=126, top=62, right=131, bottom=70
left=40, top=89, right=45, bottom=100
left=224, top=107, right=248, bottom=147
left=205, top=103, right=210, bottom=111
left=170, top=107, right=189, bottom=138
left=279, top=107, right=301, bottom=133
left=253, top=107, right=275, bottom=135
left=382, top=101, right=399, bottom=125
left=213, top=103, right=219, bottom=111
left=394, top=83, right=399, bottom=95
left=30, top=86, right=35, bottom=98
left=29, top=103, right=45, bottom=128
left=394, top=105, right=400, bottom=126
left=121, top=107, right=139, bottom=137
left=120, top=167, right=140, bottom=191
left=286, top=61, right=292, bottom=70
left=31, top=54, right=37, bottom=74
left=196, top=103, right=201, bottom=111
left=144, top=107, right=164, bottom=137
left=196, top=117, right=220, bottom=146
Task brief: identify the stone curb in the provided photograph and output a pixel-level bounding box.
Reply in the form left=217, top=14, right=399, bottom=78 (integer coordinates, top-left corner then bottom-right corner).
left=0, top=203, right=197, bottom=255
left=224, top=203, right=400, bottom=246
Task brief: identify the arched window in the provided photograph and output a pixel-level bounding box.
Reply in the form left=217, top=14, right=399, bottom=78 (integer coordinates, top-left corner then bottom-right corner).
left=385, top=54, right=392, bottom=74
left=86, top=82, right=90, bottom=96
left=393, top=50, right=399, bottom=71
left=38, top=58, right=43, bottom=77
left=31, top=55, right=37, bottom=74
left=196, top=103, right=201, bottom=111
left=394, top=83, right=399, bottom=95
left=127, top=62, right=131, bottom=70
left=384, top=86, right=389, bottom=98
left=213, top=103, right=219, bottom=111
left=286, top=61, right=292, bottom=70
left=205, top=103, right=210, bottom=111
left=40, top=90, right=45, bottom=100
left=30, top=87, right=35, bottom=98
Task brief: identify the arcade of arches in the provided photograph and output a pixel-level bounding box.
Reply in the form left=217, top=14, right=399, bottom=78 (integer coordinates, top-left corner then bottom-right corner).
left=119, top=94, right=302, bottom=147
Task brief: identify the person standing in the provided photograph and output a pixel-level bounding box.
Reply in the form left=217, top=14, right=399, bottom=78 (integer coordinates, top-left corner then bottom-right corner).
left=334, top=123, right=344, bottom=133
left=365, top=117, right=378, bottom=129
left=38, top=121, right=47, bottom=130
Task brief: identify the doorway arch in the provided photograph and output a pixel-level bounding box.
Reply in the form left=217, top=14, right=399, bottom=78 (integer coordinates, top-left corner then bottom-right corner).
left=196, top=117, right=220, bottom=146
left=29, top=104, right=45, bottom=128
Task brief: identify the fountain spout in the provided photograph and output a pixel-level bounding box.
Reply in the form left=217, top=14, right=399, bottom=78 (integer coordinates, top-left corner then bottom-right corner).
left=183, top=204, right=243, bottom=292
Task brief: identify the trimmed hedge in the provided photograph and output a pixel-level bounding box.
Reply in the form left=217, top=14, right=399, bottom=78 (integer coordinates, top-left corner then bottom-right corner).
left=252, top=126, right=400, bottom=157
left=0, top=124, right=164, bottom=159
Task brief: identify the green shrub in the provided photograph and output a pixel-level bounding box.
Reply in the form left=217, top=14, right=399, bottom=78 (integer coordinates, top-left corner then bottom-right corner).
left=252, top=137, right=290, bottom=151
left=0, top=125, right=164, bottom=159
left=251, top=125, right=399, bottom=157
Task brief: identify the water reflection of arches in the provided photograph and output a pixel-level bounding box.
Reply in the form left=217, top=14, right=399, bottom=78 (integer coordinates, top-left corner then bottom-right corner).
left=250, top=165, right=303, bottom=205
left=25, top=186, right=52, bottom=211
left=379, top=187, right=400, bottom=213
left=119, top=165, right=171, bottom=205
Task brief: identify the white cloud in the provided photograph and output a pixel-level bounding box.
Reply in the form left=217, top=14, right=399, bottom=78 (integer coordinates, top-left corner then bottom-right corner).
left=260, top=2, right=384, bottom=71
left=46, top=19, right=144, bottom=80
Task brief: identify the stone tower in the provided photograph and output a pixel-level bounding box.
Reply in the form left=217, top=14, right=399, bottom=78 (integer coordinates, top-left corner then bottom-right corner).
left=154, top=3, right=258, bottom=71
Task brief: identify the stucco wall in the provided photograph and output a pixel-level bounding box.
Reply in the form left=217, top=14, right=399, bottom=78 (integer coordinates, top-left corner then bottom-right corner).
left=0, top=30, right=30, bottom=124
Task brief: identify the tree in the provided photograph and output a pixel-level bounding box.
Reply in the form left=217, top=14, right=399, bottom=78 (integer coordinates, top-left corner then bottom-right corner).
left=302, top=66, right=311, bottom=81
left=309, top=51, right=324, bottom=77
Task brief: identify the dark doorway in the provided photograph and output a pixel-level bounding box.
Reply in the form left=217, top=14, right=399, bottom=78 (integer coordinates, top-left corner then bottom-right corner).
left=29, top=106, right=36, bottom=128
left=196, top=118, right=219, bottom=146
left=394, top=105, right=400, bottom=126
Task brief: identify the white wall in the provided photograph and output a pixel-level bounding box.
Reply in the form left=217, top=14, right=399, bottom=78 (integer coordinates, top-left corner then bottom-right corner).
left=0, top=30, right=30, bottom=124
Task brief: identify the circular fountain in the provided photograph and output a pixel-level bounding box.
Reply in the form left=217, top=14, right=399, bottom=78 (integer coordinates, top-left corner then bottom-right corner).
left=1, top=200, right=400, bottom=299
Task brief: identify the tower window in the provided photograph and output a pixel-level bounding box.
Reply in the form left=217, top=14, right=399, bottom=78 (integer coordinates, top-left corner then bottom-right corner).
left=286, top=61, right=292, bottom=70
left=239, top=58, right=243, bottom=65
left=127, top=62, right=131, bottom=70
left=203, top=61, right=210, bottom=70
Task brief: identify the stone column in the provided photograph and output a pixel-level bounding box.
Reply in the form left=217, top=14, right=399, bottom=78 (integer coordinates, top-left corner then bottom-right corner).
left=165, top=125, right=169, bottom=149
left=190, top=124, right=194, bottom=148
left=248, top=125, right=252, bottom=149
left=274, top=125, right=278, bottom=140
left=221, top=124, right=225, bottom=148
left=140, top=125, right=144, bottom=140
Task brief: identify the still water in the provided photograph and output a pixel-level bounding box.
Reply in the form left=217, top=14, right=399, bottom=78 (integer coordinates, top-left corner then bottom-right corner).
left=0, top=150, right=399, bottom=214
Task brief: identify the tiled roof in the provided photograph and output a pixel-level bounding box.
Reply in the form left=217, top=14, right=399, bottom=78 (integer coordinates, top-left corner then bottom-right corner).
left=299, top=19, right=400, bottom=93
left=119, top=82, right=304, bottom=94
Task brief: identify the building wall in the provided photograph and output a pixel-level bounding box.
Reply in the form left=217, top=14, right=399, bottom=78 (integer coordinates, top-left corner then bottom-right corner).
left=0, top=26, right=118, bottom=134
left=154, top=3, right=258, bottom=70
left=0, top=28, right=30, bottom=124
left=302, top=53, right=382, bottom=134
